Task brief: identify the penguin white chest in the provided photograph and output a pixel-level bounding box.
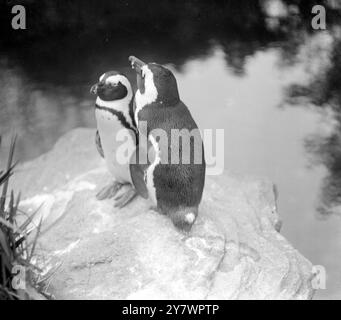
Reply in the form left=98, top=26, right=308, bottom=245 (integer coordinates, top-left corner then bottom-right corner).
left=95, top=109, right=135, bottom=184
left=146, top=134, right=161, bottom=206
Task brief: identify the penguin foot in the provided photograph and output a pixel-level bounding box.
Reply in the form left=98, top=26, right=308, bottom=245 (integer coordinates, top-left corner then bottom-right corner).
left=113, top=186, right=137, bottom=208
left=96, top=181, right=122, bottom=200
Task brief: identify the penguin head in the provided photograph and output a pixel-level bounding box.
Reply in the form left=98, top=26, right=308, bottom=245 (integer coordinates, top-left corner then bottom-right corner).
left=90, top=71, right=132, bottom=103
left=129, top=56, right=180, bottom=106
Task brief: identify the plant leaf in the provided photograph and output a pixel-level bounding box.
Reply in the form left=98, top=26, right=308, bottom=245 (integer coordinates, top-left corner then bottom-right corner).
left=0, top=134, right=17, bottom=212
left=0, top=216, right=18, bottom=232
left=29, top=218, right=42, bottom=262
left=0, top=230, right=10, bottom=257
left=19, top=203, right=43, bottom=233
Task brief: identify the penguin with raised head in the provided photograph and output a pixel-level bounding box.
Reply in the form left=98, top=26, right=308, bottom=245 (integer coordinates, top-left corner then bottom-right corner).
left=129, top=56, right=206, bottom=231
left=90, top=71, right=138, bottom=208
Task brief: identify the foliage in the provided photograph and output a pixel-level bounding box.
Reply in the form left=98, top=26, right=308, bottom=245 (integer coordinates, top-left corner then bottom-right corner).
left=0, top=135, right=46, bottom=300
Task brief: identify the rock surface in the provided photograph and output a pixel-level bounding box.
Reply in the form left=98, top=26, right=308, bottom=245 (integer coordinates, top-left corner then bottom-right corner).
left=10, top=128, right=315, bottom=299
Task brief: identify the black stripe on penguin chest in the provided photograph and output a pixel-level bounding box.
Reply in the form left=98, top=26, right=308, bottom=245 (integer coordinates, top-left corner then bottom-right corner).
left=96, top=104, right=136, bottom=133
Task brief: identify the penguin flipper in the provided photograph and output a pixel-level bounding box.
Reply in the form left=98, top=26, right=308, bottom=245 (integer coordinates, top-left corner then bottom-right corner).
left=130, top=161, right=148, bottom=199
left=129, top=142, right=154, bottom=199
left=95, top=130, right=104, bottom=158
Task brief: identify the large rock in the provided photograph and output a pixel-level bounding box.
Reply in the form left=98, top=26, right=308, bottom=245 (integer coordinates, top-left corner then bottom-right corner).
left=10, top=128, right=314, bottom=299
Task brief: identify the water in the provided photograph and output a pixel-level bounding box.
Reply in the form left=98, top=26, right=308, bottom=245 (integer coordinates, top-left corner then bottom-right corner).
left=1, top=0, right=341, bottom=299
left=176, top=44, right=341, bottom=299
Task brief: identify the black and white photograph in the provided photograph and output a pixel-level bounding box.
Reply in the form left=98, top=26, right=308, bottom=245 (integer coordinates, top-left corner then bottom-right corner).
left=0, top=0, right=340, bottom=304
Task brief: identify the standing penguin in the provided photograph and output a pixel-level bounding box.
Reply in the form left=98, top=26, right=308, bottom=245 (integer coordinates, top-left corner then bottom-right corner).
left=129, top=56, right=206, bottom=231
left=90, top=71, right=138, bottom=208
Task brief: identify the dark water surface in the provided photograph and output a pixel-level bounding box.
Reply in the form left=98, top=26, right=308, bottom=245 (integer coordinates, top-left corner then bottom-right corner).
left=1, top=0, right=341, bottom=299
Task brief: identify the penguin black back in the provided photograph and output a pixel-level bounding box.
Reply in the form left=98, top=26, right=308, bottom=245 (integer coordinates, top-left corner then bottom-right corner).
left=130, top=57, right=206, bottom=231
left=147, top=64, right=180, bottom=106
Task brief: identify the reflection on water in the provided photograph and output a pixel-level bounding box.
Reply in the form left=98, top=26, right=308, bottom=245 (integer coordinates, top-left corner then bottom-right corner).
left=287, top=31, right=341, bottom=220
left=0, top=58, right=94, bottom=162
left=1, top=0, right=341, bottom=299
left=174, top=43, right=341, bottom=299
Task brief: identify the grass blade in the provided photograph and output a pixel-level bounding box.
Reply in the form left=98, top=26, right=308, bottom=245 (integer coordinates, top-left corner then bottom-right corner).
left=0, top=134, right=17, bottom=212
left=28, top=218, right=42, bottom=262
left=0, top=231, right=11, bottom=257
left=19, top=202, right=44, bottom=233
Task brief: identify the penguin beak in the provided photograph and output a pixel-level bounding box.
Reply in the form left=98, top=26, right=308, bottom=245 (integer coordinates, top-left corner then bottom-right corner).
left=90, top=83, right=98, bottom=95
left=129, top=56, right=145, bottom=74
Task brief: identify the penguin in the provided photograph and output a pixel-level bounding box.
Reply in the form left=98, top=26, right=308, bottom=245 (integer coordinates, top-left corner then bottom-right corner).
left=128, top=56, right=206, bottom=231
left=90, top=71, right=138, bottom=208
